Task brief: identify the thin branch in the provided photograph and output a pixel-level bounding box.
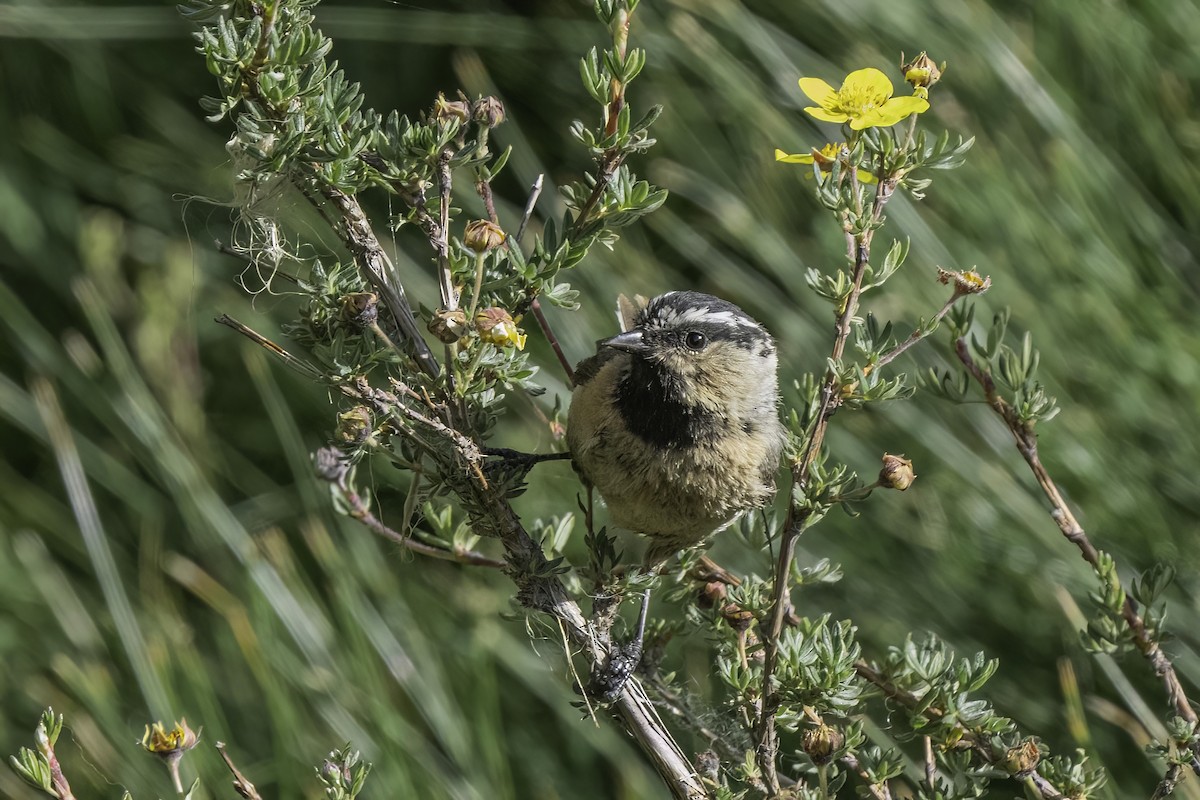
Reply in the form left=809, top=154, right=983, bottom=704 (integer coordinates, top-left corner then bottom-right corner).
left=330, top=474, right=506, bottom=569
left=923, top=735, right=937, bottom=792
left=755, top=175, right=897, bottom=792
left=531, top=299, right=576, bottom=385
left=841, top=753, right=892, bottom=800
left=867, top=290, right=962, bottom=375
left=215, top=314, right=326, bottom=381
left=954, top=338, right=1198, bottom=727
left=1153, top=762, right=1184, bottom=800
left=315, top=183, right=440, bottom=378
left=338, top=376, right=705, bottom=799
left=435, top=149, right=456, bottom=310
left=516, top=173, right=543, bottom=244
left=216, top=741, right=265, bottom=800
left=853, top=660, right=1066, bottom=799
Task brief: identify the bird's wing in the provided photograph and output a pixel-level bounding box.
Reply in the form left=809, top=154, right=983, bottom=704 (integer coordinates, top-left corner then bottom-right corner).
left=572, top=346, right=620, bottom=387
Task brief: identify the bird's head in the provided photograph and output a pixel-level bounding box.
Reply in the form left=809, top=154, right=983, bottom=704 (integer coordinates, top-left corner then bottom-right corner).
left=603, top=291, right=778, bottom=412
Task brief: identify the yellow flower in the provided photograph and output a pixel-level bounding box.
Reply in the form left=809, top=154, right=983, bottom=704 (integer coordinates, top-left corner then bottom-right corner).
left=798, top=68, right=929, bottom=130
left=773, top=143, right=877, bottom=184
left=474, top=307, right=526, bottom=350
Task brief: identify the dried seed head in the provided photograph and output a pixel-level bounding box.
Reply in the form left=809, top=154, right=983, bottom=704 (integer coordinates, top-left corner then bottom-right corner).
left=801, top=723, right=844, bottom=765
left=1004, top=739, right=1041, bottom=778
left=720, top=603, right=754, bottom=632
left=697, top=580, right=727, bottom=609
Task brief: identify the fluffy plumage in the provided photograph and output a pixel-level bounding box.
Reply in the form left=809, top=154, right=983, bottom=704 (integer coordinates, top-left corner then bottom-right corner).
left=568, top=291, right=784, bottom=564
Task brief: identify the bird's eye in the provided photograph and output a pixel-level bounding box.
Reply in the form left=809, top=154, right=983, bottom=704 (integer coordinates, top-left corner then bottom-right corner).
left=685, top=331, right=707, bottom=350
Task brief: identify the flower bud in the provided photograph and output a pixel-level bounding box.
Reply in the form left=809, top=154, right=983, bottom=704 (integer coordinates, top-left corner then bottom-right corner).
left=697, top=580, right=727, bottom=610
left=428, top=308, right=469, bottom=344
left=879, top=453, right=916, bottom=491
left=432, top=92, right=471, bottom=126
left=340, top=292, right=379, bottom=328
left=474, top=307, right=526, bottom=350
left=1004, top=739, right=1041, bottom=778
left=463, top=219, right=507, bottom=254
left=800, top=723, right=844, bottom=766
left=473, top=96, right=506, bottom=128
left=902, top=51, right=944, bottom=89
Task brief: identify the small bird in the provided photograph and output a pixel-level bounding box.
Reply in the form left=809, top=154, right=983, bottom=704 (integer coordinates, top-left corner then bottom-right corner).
left=567, top=291, right=784, bottom=565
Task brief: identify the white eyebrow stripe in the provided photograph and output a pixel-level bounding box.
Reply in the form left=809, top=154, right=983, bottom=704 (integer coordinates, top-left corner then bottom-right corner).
left=656, top=306, right=759, bottom=328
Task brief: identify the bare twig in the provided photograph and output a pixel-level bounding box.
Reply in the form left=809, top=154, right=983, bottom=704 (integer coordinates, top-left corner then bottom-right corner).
left=954, top=338, right=1198, bottom=727
left=1153, top=762, right=1184, bottom=800
left=328, top=472, right=505, bottom=569
left=531, top=299, right=576, bottom=385
left=435, top=149, right=456, bottom=310
left=215, top=314, right=326, bottom=381
left=923, top=735, right=937, bottom=791
left=516, top=174, right=543, bottom=244
left=216, top=741, right=265, bottom=800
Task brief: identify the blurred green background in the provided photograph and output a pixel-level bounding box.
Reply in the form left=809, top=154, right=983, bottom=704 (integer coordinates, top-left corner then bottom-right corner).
left=3, top=0, right=1200, bottom=797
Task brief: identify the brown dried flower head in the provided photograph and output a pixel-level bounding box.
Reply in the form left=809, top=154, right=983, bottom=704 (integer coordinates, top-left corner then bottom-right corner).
left=902, top=51, right=944, bottom=89
left=335, top=406, right=373, bottom=445
left=432, top=92, right=471, bottom=126
left=340, top=291, right=379, bottom=328
left=1004, top=739, right=1042, bottom=778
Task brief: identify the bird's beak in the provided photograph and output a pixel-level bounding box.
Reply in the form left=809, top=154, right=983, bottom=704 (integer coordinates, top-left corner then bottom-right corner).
left=601, top=329, right=649, bottom=354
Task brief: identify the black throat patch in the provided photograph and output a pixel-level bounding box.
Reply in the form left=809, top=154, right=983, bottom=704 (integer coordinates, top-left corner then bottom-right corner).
left=615, top=357, right=721, bottom=448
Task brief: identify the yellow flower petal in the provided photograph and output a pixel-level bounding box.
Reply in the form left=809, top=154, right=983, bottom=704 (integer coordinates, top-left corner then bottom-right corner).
left=798, top=77, right=837, bottom=107
left=775, top=148, right=816, bottom=164
left=850, top=94, right=930, bottom=129
left=804, top=106, right=849, bottom=124
left=840, top=67, right=894, bottom=99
